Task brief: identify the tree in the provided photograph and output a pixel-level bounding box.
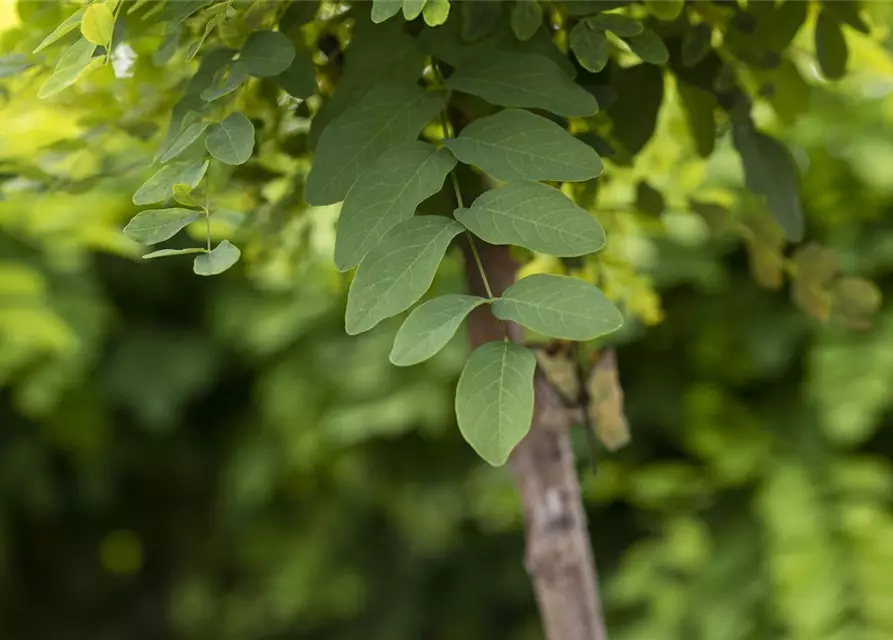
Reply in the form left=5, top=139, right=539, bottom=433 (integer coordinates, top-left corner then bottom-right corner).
left=2, top=1, right=892, bottom=639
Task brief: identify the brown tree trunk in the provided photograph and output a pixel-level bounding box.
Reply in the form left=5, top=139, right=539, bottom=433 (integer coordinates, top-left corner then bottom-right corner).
left=462, top=240, right=608, bottom=640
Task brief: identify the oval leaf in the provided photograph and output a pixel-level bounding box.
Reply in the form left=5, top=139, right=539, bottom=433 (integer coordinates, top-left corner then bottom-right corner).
left=492, top=274, right=624, bottom=340
left=511, top=1, right=543, bottom=41
left=305, top=82, right=441, bottom=206
left=335, top=142, right=457, bottom=271
left=239, top=30, right=295, bottom=77
left=403, top=0, right=426, bottom=20
left=446, top=50, right=598, bottom=118
left=206, top=112, right=255, bottom=165
left=81, top=3, right=114, bottom=46
left=273, top=50, right=316, bottom=98
left=570, top=20, right=609, bottom=73
left=371, top=0, right=402, bottom=23
left=201, top=61, right=249, bottom=102
left=390, top=294, right=489, bottom=366
left=345, top=216, right=464, bottom=335
left=160, top=121, right=210, bottom=164
left=38, top=38, right=97, bottom=99
left=815, top=10, right=848, bottom=80
left=444, top=109, right=602, bottom=183
left=624, top=29, right=669, bottom=65
left=455, top=341, right=536, bottom=466
left=193, top=240, right=241, bottom=276
left=458, top=181, right=605, bottom=257
left=588, top=13, right=643, bottom=37
left=133, top=159, right=209, bottom=206
left=33, top=8, right=86, bottom=54
left=423, top=0, right=450, bottom=26
left=645, top=0, right=683, bottom=21
left=124, top=208, right=203, bottom=245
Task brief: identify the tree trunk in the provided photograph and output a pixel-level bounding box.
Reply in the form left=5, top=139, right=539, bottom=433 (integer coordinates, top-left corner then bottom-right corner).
left=462, top=240, right=608, bottom=640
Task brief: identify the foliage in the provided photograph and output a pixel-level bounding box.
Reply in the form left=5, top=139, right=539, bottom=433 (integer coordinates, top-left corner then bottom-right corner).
left=2, top=1, right=893, bottom=639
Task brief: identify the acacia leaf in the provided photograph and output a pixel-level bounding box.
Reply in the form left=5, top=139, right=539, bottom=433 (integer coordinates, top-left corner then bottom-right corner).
left=206, top=113, right=255, bottom=165
left=193, top=240, right=241, bottom=276
left=390, top=294, right=488, bottom=366
left=124, top=208, right=203, bottom=245
left=239, top=30, right=295, bottom=77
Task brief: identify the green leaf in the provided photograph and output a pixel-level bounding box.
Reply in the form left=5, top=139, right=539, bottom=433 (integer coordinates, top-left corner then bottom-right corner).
left=200, top=61, right=249, bottom=101
left=124, top=208, right=203, bottom=245
left=677, top=81, right=716, bottom=157
left=443, top=109, right=602, bottom=183
left=732, top=124, right=804, bottom=242
left=645, top=0, right=684, bottom=21
left=604, top=63, right=663, bottom=162
left=587, top=13, right=643, bottom=37
left=423, top=0, right=450, bottom=26
left=273, top=50, right=316, bottom=98
left=815, top=11, right=848, bottom=80
left=133, top=159, right=210, bottom=206
left=446, top=51, right=598, bottom=118
left=624, top=29, right=669, bottom=65
left=371, top=0, right=403, bottom=23
left=80, top=3, right=114, bottom=46
left=455, top=341, right=536, bottom=466
left=345, top=216, right=464, bottom=335
left=143, top=248, right=206, bottom=260
left=305, top=82, right=442, bottom=206
left=635, top=181, right=665, bottom=216
left=160, top=122, right=210, bottom=164
left=570, top=20, right=609, bottom=73
left=403, top=0, right=427, bottom=20
left=206, top=113, right=255, bottom=166
left=682, top=23, right=712, bottom=67
left=492, top=274, right=624, bottom=340
left=461, top=1, right=502, bottom=42
left=0, top=54, right=34, bottom=78
left=239, top=30, right=295, bottom=78
left=33, top=8, right=85, bottom=54
left=511, top=1, right=542, bottom=42
left=335, top=143, right=457, bottom=271
left=37, top=38, right=97, bottom=99
left=172, top=184, right=201, bottom=207
left=821, top=0, right=870, bottom=34
left=193, top=240, right=241, bottom=276
left=457, top=181, right=605, bottom=257
left=390, top=294, right=488, bottom=366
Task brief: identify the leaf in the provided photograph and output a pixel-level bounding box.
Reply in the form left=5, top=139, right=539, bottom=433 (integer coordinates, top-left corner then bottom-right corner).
left=492, top=274, right=623, bottom=340
left=305, top=82, right=442, bottom=206
left=124, top=208, right=203, bottom=245
left=335, top=143, right=457, bottom=271
left=821, top=0, right=870, bottom=34
left=205, top=113, right=255, bottom=165
left=133, top=159, right=210, bottom=206
left=815, top=10, right=848, bottom=80
left=200, top=61, right=248, bottom=102
left=160, top=122, right=210, bottom=163
left=455, top=341, right=536, bottom=467
left=371, top=0, right=402, bottom=23
left=193, top=240, right=241, bottom=276
left=345, top=216, right=464, bottom=335
left=682, top=23, right=713, bottom=67
left=458, top=182, right=605, bottom=257
left=461, top=1, right=502, bottom=42
left=33, top=8, right=85, bottom=54
left=0, top=54, right=35, bottom=78
left=829, top=277, right=882, bottom=330
left=635, top=181, right=665, bottom=216
left=239, top=30, right=295, bottom=77
left=446, top=51, right=599, bottom=118
left=604, top=63, right=664, bottom=162
left=624, top=29, right=669, bottom=65
left=273, top=50, right=316, bottom=98
left=403, top=0, right=427, bottom=20
left=81, top=3, right=114, bottom=46
left=390, top=294, right=488, bottom=366
left=645, top=0, right=684, bottom=21
left=570, top=20, right=609, bottom=73
left=172, top=184, right=201, bottom=207
left=143, top=248, right=206, bottom=260
left=511, top=1, right=542, bottom=42
left=587, top=13, right=643, bottom=37
left=423, top=0, right=450, bottom=26
left=38, top=38, right=97, bottom=99
left=677, top=81, right=716, bottom=157
left=444, top=109, right=602, bottom=183
left=586, top=350, right=630, bottom=451
left=732, top=124, right=803, bottom=242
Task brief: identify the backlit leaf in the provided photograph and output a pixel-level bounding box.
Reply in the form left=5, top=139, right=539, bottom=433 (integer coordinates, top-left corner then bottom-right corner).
left=390, top=294, right=488, bottom=366
left=570, top=20, right=609, bottom=73
left=81, top=3, right=114, bottom=46
left=403, top=0, right=427, bottom=20
left=160, top=122, right=210, bottom=164
left=38, top=38, right=97, bottom=99
left=193, top=240, right=241, bottom=276
left=33, top=8, right=85, bottom=54
left=645, top=0, right=684, bottom=21
left=239, top=30, right=295, bottom=78
left=206, top=113, right=255, bottom=165
left=455, top=341, right=536, bottom=466
left=124, top=208, right=203, bottom=245
left=423, top=0, right=450, bottom=26
left=133, top=159, right=210, bottom=206
left=371, top=0, right=402, bottom=23
left=492, top=274, right=623, bottom=340
left=815, top=10, right=848, bottom=80
left=443, top=109, right=602, bottom=182
left=345, top=216, right=464, bottom=335
left=305, top=82, right=441, bottom=205
left=458, top=181, right=605, bottom=257
left=446, top=51, right=599, bottom=117
left=625, top=29, right=669, bottom=65
left=511, top=1, right=543, bottom=42
left=733, top=123, right=803, bottom=242
left=335, top=143, right=457, bottom=271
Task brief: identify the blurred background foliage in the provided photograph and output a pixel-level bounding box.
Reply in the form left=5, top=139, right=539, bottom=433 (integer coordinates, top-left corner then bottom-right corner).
left=2, top=1, right=893, bottom=639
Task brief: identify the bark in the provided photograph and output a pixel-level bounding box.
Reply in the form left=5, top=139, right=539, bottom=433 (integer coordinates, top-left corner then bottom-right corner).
left=461, top=240, right=608, bottom=640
